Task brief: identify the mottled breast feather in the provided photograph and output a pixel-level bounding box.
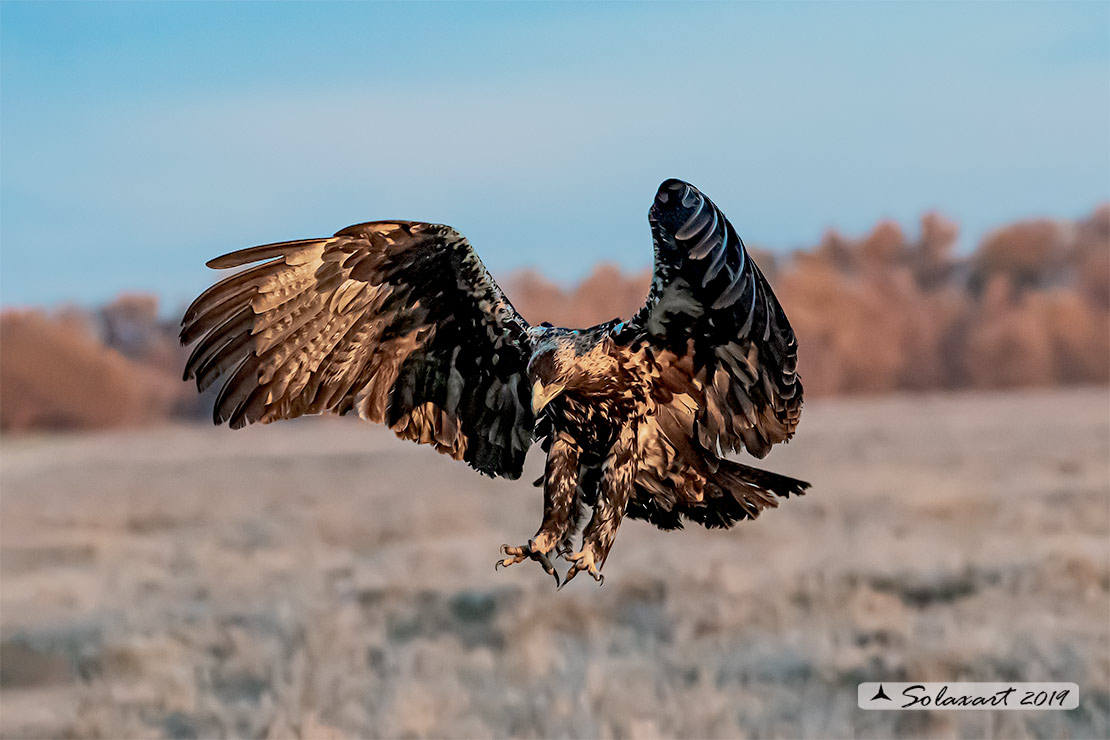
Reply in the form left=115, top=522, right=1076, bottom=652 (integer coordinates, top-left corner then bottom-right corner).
left=181, top=221, right=535, bottom=478
left=620, top=179, right=803, bottom=460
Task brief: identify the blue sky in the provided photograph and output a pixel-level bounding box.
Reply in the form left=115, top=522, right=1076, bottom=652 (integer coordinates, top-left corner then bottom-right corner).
left=2, top=1, right=1107, bottom=308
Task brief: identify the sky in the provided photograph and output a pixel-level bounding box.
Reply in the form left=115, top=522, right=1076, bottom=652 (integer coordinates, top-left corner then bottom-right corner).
left=2, top=1, right=1108, bottom=309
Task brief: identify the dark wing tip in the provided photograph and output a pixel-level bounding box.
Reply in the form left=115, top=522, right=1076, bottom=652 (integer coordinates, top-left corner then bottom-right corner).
left=653, top=178, right=695, bottom=210
left=657, top=177, right=693, bottom=193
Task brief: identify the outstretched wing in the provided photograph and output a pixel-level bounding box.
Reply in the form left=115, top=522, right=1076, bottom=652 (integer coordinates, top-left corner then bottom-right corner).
left=617, top=179, right=806, bottom=527
left=181, top=221, right=535, bottom=478
left=621, top=179, right=802, bottom=457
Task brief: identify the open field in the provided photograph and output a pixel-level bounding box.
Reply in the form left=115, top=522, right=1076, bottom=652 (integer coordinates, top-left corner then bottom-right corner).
left=1, top=388, right=1108, bottom=739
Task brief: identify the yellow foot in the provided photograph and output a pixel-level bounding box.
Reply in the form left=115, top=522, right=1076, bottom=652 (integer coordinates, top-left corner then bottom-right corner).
left=495, top=540, right=560, bottom=585
left=559, top=548, right=604, bottom=588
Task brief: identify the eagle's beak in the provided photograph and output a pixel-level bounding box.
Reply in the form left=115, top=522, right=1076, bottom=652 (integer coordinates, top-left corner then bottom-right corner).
left=531, top=381, right=565, bottom=415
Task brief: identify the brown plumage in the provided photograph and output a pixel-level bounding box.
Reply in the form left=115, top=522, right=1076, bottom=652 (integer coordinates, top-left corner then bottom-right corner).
left=182, top=179, right=809, bottom=587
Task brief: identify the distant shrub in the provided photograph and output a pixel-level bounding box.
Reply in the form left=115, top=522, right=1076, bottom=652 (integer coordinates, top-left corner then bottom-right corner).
left=0, top=310, right=185, bottom=431
left=2, top=206, right=1107, bottom=430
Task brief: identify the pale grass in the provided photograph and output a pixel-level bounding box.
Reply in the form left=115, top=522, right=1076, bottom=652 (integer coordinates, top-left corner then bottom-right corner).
left=1, top=389, right=1107, bottom=739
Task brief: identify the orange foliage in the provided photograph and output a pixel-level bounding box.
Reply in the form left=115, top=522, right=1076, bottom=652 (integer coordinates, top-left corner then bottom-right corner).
left=506, top=264, right=651, bottom=328
left=781, top=207, right=1110, bottom=395
left=1, top=206, right=1107, bottom=430
left=505, top=204, right=1108, bottom=398
left=972, top=220, right=1071, bottom=293
left=0, top=309, right=185, bottom=431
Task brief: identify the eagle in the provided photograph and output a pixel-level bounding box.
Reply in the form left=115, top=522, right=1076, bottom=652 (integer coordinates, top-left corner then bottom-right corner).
left=181, top=179, right=808, bottom=586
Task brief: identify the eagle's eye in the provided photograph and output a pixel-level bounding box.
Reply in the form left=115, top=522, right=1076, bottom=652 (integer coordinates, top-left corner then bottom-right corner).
left=527, top=351, right=556, bottom=382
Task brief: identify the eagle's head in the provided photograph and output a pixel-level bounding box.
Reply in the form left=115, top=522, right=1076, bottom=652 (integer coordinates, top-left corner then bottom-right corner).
left=526, top=326, right=619, bottom=414
left=526, top=328, right=577, bottom=414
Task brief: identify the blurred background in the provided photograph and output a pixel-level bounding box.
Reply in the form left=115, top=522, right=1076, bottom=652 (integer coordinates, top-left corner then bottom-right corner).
left=1, top=2, right=1107, bottom=738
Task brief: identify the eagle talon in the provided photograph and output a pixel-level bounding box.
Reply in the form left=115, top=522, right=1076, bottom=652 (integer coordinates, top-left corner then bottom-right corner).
left=559, top=548, right=604, bottom=588
left=495, top=541, right=560, bottom=585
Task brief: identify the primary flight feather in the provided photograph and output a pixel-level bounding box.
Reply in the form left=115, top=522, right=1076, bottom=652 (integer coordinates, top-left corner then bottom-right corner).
left=182, top=179, right=809, bottom=586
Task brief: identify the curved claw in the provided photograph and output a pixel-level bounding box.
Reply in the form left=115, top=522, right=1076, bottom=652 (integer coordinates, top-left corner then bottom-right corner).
left=496, top=543, right=527, bottom=571
left=495, top=540, right=560, bottom=585
left=531, top=548, right=560, bottom=586
left=558, top=549, right=604, bottom=588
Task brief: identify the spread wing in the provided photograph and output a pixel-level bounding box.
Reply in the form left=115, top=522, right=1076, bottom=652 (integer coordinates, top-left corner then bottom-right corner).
left=613, top=179, right=805, bottom=527
left=619, top=179, right=803, bottom=459
left=181, top=221, right=535, bottom=478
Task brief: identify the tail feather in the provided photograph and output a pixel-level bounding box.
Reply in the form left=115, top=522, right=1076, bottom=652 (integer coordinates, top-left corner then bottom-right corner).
left=724, top=460, right=810, bottom=499
left=678, top=460, right=811, bottom=529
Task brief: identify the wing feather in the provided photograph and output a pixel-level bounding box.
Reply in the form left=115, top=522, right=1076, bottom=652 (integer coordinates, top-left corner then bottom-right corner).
left=624, top=179, right=803, bottom=458
left=619, top=180, right=808, bottom=529
left=182, top=221, right=535, bottom=478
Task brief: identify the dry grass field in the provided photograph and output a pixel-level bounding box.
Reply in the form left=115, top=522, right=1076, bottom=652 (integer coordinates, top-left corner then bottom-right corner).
left=1, top=388, right=1108, bottom=739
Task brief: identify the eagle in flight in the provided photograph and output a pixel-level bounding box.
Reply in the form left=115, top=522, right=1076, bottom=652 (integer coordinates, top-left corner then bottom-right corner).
left=182, top=179, right=808, bottom=586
